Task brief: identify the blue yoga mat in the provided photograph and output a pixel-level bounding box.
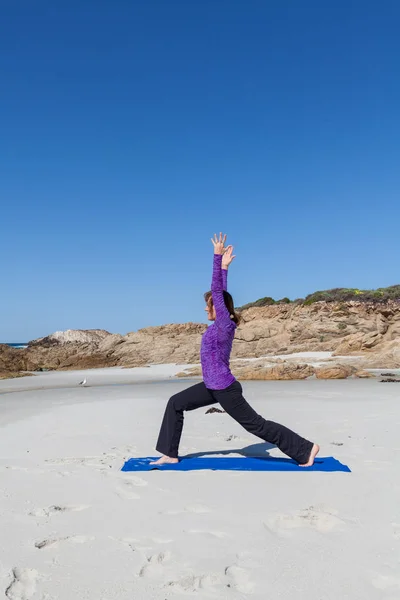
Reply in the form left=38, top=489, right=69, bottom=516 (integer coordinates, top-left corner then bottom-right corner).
left=121, top=456, right=350, bottom=473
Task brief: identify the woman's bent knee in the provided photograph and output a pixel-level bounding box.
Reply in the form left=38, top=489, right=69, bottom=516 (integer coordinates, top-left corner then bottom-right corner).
left=168, top=393, right=184, bottom=412
left=167, top=394, right=177, bottom=408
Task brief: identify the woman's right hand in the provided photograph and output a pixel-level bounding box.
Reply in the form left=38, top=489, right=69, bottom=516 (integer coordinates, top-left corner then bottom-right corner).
left=211, top=232, right=227, bottom=255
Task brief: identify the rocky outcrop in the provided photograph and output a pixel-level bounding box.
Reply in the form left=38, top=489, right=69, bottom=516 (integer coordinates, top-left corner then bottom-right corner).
left=111, top=323, right=206, bottom=367
left=235, top=300, right=400, bottom=358
left=175, top=361, right=376, bottom=380
left=27, top=300, right=400, bottom=367
left=1, top=300, right=399, bottom=380
left=29, top=329, right=111, bottom=347
left=0, top=344, right=27, bottom=379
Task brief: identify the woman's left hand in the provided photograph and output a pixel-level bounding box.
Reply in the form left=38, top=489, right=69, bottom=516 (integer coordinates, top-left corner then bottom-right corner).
left=222, top=245, right=236, bottom=268
left=211, top=232, right=227, bottom=255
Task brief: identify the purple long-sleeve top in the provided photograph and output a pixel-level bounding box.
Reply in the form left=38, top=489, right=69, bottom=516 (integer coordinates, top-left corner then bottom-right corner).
left=200, top=254, right=237, bottom=390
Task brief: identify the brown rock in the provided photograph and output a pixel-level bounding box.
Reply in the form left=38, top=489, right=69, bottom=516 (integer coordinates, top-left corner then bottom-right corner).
left=376, top=314, right=389, bottom=335
left=57, top=353, right=119, bottom=370
left=0, top=372, right=33, bottom=380
left=175, top=366, right=202, bottom=377
left=22, top=343, right=118, bottom=372
left=0, top=344, right=25, bottom=372
left=363, top=358, right=400, bottom=369
left=361, top=332, right=383, bottom=349
left=315, top=366, right=354, bottom=379
left=359, top=341, right=400, bottom=369
left=235, top=363, right=315, bottom=380
left=98, top=334, right=124, bottom=354
left=354, top=370, right=375, bottom=378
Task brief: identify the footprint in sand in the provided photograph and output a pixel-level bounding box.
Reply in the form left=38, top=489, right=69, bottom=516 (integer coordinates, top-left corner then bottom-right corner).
left=186, top=529, right=230, bottom=539
left=29, top=505, right=89, bottom=518
left=235, top=551, right=263, bottom=570
left=116, top=474, right=148, bottom=487
left=139, top=552, right=172, bottom=578
left=163, top=503, right=211, bottom=515
left=371, top=573, right=400, bottom=592
left=113, top=536, right=173, bottom=553
left=111, top=537, right=137, bottom=553
left=5, top=568, right=39, bottom=600
left=166, top=573, right=223, bottom=592
left=116, top=480, right=141, bottom=500
left=0, top=465, right=46, bottom=475
left=225, top=564, right=255, bottom=594
left=392, top=523, right=400, bottom=540
left=35, top=535, right=94, bottom=550
left=264, top=505, right=346, bottom=536
left=136, top=548, right=224, bottom=592
left=45, top=454, right=117, bottom=469
left=54, top=470, right=73, bottom=478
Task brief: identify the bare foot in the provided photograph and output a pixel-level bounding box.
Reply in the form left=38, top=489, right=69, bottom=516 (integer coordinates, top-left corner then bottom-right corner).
left=299, top=444, right=320, bottom=467
left=149, top=456, right=179, bottom=466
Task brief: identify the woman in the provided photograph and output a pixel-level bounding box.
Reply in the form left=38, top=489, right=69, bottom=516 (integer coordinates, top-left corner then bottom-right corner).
left=151, top=233, right=319, bottom=467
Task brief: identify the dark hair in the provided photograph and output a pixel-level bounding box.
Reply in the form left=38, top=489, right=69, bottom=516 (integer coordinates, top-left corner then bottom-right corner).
left=204, top=291, right=241, bottom=325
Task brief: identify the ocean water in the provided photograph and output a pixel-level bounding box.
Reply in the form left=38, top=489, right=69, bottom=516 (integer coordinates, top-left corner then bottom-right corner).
left=3, top=343, right=28, bottom=349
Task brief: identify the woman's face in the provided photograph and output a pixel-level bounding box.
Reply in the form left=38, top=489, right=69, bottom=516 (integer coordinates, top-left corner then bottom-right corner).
left=205, top=298, right=216, bottom=321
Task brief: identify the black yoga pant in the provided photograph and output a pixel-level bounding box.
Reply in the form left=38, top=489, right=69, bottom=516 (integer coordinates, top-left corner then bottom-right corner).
left=155, top=380, right=314, bottom=464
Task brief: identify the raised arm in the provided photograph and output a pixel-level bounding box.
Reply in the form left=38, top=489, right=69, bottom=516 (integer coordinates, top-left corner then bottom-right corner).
left=210, top=234, right=236, bottom=325
left=222, top=266, right=228, bottom=291
left=211, top=254, right=231, bottom=324
left=221, top=245, right=235, bottom=291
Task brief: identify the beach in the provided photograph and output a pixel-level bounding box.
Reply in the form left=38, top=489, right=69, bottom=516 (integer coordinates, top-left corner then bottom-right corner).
left=1, top=365, right=399, bottom=599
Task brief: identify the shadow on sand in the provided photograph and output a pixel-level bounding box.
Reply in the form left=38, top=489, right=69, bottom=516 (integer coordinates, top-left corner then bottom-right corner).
left=183, top=441, right=276, bottom=459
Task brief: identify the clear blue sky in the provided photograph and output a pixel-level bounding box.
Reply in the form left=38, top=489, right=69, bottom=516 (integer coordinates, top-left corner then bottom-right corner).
left=1, top=1, right=399, bottom=341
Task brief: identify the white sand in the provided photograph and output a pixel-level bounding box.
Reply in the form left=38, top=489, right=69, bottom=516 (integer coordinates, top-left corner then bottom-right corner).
left=1, top=365, right=400, bottom=599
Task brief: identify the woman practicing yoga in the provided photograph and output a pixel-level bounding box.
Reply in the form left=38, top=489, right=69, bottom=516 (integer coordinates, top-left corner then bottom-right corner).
left=151, top=233, right=319, bottom=467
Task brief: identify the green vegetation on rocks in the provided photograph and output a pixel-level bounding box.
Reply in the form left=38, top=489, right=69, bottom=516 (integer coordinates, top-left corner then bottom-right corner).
left=239, top=285, right=400, bottom=310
